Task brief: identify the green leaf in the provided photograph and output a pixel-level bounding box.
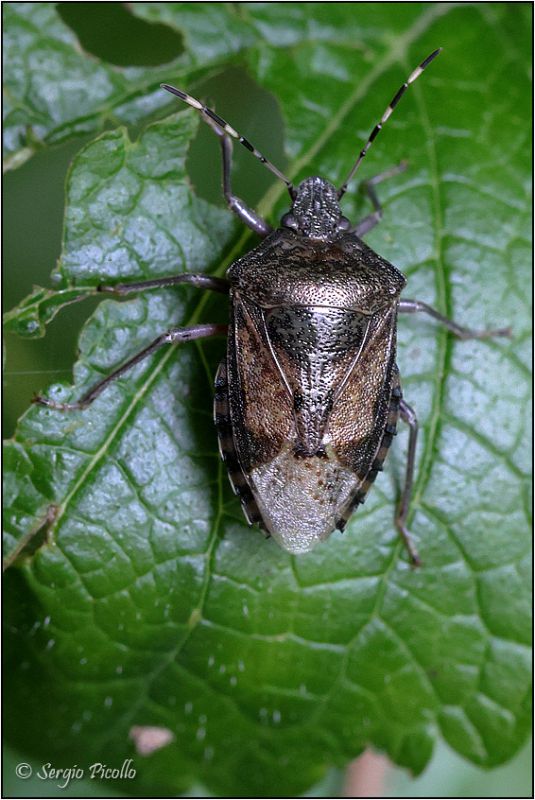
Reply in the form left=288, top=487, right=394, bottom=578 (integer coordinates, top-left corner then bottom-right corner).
left=2, top=2, right=259, bottom=171
left=3, top=286, right=94, bottom=338
left=4, top=4, right=531, bottom=797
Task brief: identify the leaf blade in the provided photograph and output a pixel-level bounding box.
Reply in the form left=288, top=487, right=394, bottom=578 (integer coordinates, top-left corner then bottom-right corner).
left=4, top=4, right=531, bottom=795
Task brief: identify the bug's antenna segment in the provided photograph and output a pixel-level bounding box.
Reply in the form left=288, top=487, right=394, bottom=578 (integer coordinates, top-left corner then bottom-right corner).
left=338, top=48, right=442, bottom=198
left=161, top=84, right=294, bottom=194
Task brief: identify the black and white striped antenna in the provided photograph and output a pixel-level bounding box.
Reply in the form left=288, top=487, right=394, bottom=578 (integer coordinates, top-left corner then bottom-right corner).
left=161, top=83, right=294, bottom=195
left=338, top=49, right=442, bottom=198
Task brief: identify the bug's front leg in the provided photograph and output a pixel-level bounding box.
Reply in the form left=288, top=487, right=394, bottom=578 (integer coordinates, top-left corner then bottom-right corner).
left=351, top=161, right=408, bottom=237
left=215, top=129, right=273, bottom=237
left=395, top=398, right=421, bottom=567
left=398, top=299, right=511, bottom=339
left=33, top=323, right=227, bottom=411
left=196, top=111, right=272, bottom=237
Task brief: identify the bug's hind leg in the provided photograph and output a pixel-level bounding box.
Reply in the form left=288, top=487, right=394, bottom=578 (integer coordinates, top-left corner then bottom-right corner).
left=395, top=398, right=421, bottom=567
left=351, top=161, right=408, bottom=237
left=34, top=323, right=227, bottom=412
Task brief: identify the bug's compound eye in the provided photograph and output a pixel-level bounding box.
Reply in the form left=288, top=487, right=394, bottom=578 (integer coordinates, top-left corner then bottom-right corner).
left=337, top=216, right=351, bottom=231
left=281, top=212, right=299, bottom=230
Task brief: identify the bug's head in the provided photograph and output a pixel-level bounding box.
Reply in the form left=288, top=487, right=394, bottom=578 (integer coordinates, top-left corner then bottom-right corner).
left=281, top=177, right=350, bottom=241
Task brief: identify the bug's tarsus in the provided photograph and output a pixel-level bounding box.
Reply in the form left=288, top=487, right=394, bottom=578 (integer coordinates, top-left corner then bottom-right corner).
left=33, top=323, right=227, bottom=412
left=338, top=48, right=442, bottom=198
left=161, top=82, right=293, bottom=195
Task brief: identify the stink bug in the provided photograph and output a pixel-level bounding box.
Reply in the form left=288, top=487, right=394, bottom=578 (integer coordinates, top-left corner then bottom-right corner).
left=35, top=50, right=510, bottom=564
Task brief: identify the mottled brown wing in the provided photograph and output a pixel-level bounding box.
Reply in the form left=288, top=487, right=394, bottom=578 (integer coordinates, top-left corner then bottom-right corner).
left=328, top=304, right=398, bottom=480
left=226, top=292, right=295, bottom=475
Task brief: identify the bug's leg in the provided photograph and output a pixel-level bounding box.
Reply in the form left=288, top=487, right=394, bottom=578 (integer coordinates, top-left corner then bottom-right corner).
left=395, top=399, right=421, bottom=567
left=351, top=162, right=408, bottom=237
left=33, top=323, right=227, bottom=411
left=398, top=299, right=511, bottom=339
left=213, top=124, right=272, bottom=237
left=98, top=273, right=230, bottom=295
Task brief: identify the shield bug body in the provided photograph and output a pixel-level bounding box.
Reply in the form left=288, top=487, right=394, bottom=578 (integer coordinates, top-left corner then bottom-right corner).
left=35, top=50, right=509, bottom=564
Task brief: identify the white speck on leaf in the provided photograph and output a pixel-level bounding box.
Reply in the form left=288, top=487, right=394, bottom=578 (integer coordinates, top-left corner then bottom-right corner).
left=130, top=725, right=174, bottom=756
